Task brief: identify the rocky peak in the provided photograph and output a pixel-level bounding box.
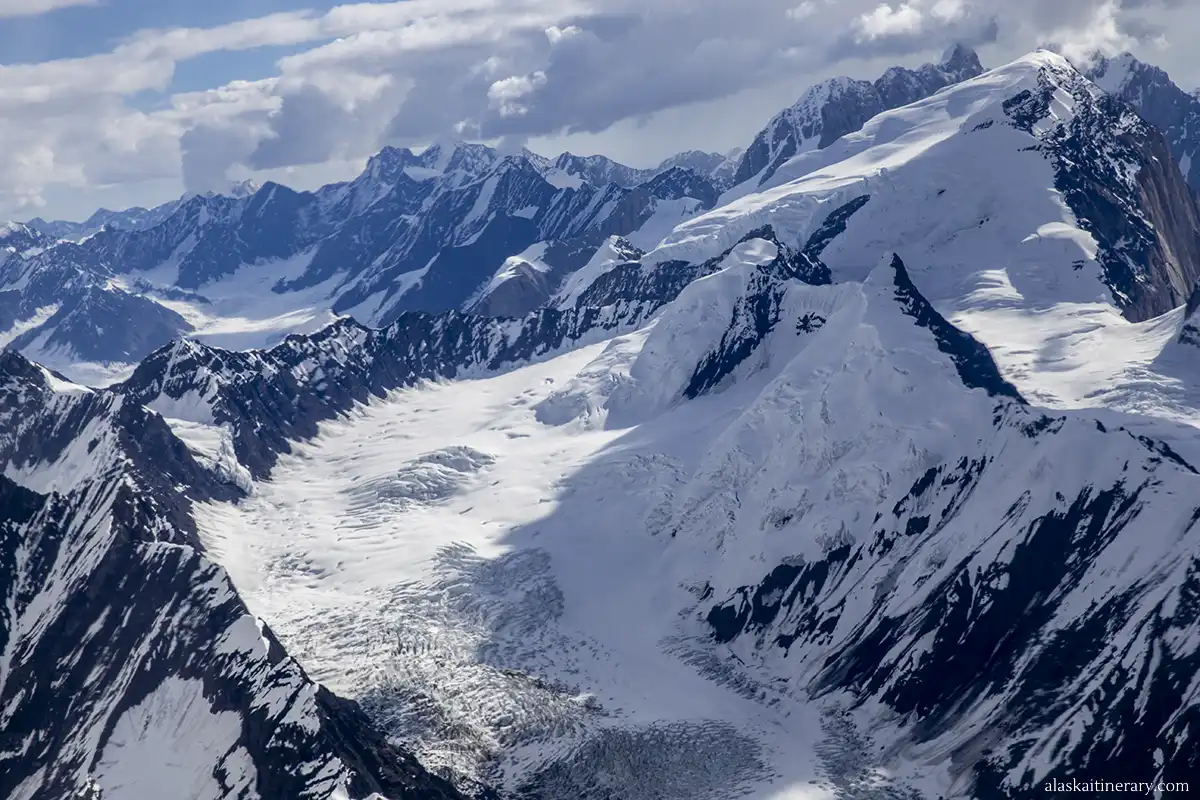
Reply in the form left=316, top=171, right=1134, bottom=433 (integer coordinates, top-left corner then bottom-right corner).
left=638, top=166, right=720, bottom=208
left=1082, top=50, right=1200, bottom=194
left=227, top=178, right=262, bottom=198
left=551, top=151, right=647, bottom=188
left=940, top=42, right=985, bottom=79
left=730, top=46, right=984, bottom=189
left=418, top=139, right=500, bottom=178
left=0, top=221, right=51, bottom=253
left=1003, top=51, right=1200, bottom=321
left=363, top=145, right=421, bottom=183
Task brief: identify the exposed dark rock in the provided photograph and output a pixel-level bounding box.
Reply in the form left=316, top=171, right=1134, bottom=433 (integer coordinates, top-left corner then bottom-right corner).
left=685, top=229, right=830, bottom=398
left=0, top=348, right=472, bottom=800
left=1085, top=52, right=1200, bottom=195
left=889, top=253, right=1025, bottom=402
left=1003, top=59, right=1200, bottom=321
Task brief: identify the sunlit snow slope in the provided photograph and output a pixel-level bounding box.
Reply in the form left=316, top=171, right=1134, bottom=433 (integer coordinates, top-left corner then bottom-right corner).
left=649, top=51, right=1200, bottom=439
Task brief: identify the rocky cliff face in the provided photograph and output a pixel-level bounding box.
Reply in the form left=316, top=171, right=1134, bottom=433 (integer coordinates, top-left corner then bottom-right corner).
left=1085, top=51, right=1200, bottom=196
left=1009, top=59, right=1200, bottom=320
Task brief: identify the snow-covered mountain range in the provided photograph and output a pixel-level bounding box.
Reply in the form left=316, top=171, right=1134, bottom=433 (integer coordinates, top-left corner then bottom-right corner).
left=6, top=46, right=1200, bottom=800
left=0, top=142, right=739, bottom=382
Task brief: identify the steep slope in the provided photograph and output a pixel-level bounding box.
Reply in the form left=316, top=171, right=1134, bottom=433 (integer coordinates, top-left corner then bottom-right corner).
left=12, top=59, right=1200, bottom=792
left=116, top=226, right=824, bottom=478
left=667, top=255, right=1200, bottom=797
left=0, top=352, right=472, bottom=800
left=1085, top=51, right=1200, bottom=195
left=0, top=243, right=194, bottom=380
left=729, top=44, right=984, bottom=190
left=0, top=222, right=52, bottom=257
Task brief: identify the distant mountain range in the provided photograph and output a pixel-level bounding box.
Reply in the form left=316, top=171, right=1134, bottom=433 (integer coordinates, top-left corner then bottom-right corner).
left=1084, top=50, right=1200, bottom=195
left=0, top=142, right=744, bottom=378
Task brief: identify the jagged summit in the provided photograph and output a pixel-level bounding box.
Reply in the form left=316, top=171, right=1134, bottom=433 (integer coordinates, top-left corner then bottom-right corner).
left=657, top=48, right=1200, bottom=328
left=8, top=46, right=1200, bottom=800
left=1081, top=49, right=1200, bottom=193
left=727, top=44, right=986, bottom=190
left=940, top=41, right=984, bottom=75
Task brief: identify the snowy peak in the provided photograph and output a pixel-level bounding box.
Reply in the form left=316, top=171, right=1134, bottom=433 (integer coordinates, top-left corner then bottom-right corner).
left=658, top=49, right=1200, bottom=324
left=0, top=220, right=51, bottom=254
left=227, top=178, right=262, bottom=198
left=1082, top=50, right=1200, bottom=193
left=655, top=149, right=744, bottom=189
left=1015, top=51, right=1200, bottom=319
left=420, top=139, right=502, bottom=179
left=939, top=41, right=985, bottom=79
left=551, top=151, right=648, bottom=188
left=730, top=45, right=985, bottom=189
left=363, top=144, right=420, bottom=180
left=1085, top=50, right=1141, bottom=94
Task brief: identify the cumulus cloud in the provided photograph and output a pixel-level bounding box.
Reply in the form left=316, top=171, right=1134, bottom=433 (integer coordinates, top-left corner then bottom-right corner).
left=0, top=0, right=1196, bottom=216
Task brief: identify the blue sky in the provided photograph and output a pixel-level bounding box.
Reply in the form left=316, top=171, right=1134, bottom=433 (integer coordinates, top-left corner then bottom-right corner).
left=0, top=1, right=305, bottom=68
left=0, top=0, right=1197, bottom=221
left=0, top=0, right=338, bottom=100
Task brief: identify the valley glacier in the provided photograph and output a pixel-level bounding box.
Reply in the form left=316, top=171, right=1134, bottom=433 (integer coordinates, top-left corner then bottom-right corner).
left=193, top=289, right=927, bottom=799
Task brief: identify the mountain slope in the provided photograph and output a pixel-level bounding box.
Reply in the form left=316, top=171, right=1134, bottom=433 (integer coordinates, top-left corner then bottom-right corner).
left=653, top=41, right=1200, bottom=449
left=0, top=144, right=723, bottom=376
left=105, top=233, right=1200, bottom=798
left=0, top=353, right=472, bottom=800
left=8, top=48, right=1200, bottom=800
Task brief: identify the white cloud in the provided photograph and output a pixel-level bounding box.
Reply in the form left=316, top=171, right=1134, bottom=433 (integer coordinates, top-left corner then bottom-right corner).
left=545, top=25, right=582, bottom=45
left=0, top=0, right=95, bottom=18
left=488, top=71, right=548, bottom=117
left=787, top=2, right=818, bottom=21
left=0, top=0, right=1196, bottom=218
left=856, top=3, right=925, bottom=40
left=1045, top=1, right=1136, bottom=62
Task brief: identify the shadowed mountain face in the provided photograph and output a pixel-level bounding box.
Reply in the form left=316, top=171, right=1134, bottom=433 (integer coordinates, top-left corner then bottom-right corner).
left=0, top=351, right=476, bottom=800
left=0, top=143, right=725, bottom=371
left=9, top=46, right=1200, bottom=375
left=1008, top=60, right=1200, bottom=321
